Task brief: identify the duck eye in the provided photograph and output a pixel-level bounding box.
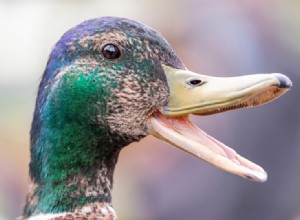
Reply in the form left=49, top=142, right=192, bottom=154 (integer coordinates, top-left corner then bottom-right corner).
left=101, top=44, right=121, bottom=60
left=187, top=79, right=203, bottom=86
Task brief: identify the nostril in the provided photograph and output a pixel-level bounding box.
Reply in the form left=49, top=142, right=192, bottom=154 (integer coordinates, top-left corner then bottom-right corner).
left=272, top=73, right=292, bottom=88
left=187, top=78, right=203, bottom=86
left=190, top=80, right=202, bottom=85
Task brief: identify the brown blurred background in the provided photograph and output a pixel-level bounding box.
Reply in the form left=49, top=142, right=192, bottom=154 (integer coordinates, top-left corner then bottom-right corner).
left=0, top=0, right=299, bottom=219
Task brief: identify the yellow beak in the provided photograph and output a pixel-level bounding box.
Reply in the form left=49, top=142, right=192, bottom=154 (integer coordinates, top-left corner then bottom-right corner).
left=148, top=65, right=292, bottom=182
left=162, top=64, right=291, bottom=116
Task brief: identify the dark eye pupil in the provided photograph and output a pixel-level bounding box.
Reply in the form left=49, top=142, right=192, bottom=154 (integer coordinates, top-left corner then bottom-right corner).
left=189, top=79, right=202, bottom=85
left=102, top=44, right=121, bottom=59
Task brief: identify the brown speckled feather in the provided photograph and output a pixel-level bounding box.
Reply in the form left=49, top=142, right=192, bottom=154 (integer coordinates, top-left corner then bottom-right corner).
left=56, top=203, right=117, bottom=220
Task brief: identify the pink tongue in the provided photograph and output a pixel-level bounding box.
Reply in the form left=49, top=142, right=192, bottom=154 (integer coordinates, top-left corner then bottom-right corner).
left=154, top=113, right=238, bottom=162
left=150, top=112, right=267, bottom=182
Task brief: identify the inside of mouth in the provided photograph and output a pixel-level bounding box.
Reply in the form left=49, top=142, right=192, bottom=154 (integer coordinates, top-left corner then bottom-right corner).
left=150, top=111, right=267, bottom=182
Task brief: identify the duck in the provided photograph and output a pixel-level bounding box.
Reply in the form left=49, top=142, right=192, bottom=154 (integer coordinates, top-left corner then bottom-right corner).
left=21, top=16, right=292, bottom=220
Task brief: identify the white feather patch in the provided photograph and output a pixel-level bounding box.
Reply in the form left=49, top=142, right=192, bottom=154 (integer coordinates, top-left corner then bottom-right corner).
left=26, top=212, right=66, bottom=220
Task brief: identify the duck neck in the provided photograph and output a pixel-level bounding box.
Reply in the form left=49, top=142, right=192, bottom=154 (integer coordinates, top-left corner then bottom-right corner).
left=23, top=108, right=127, bottom=217
left=23, top=66, right=143, bottom=217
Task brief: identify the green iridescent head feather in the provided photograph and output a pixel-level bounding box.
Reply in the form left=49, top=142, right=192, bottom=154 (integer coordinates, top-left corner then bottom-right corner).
left=27, top=17, right=185, bottom=216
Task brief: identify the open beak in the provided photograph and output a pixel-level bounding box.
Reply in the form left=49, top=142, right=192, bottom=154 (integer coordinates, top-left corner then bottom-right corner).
left=148, top=65, right=292, bottom=182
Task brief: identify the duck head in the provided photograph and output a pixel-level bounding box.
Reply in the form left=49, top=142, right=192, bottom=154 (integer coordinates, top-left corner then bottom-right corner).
left=26, top=17, right=291, bottom=217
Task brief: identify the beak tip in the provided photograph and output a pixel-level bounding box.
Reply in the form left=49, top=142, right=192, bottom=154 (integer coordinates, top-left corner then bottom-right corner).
left=244, top=170, right=268, bottom=182
left=273, top=73, right=292, bottom=88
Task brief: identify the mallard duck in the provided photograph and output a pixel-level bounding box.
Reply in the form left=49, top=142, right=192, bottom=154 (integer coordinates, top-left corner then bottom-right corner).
left=22, top=17, right=291, bottom=220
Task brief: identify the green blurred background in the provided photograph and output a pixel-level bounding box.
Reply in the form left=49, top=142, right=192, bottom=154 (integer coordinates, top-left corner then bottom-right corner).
left=1, top=0, right=300, bottom=219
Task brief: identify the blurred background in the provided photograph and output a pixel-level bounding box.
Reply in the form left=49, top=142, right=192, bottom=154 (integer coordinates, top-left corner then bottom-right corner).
left=0, top=0, right=299, bottom=219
